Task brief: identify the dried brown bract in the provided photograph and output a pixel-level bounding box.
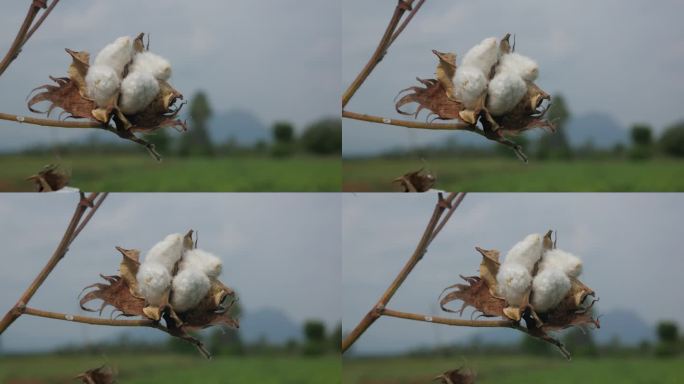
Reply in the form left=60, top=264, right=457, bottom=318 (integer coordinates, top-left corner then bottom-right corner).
left=75, top=365, right=116, bottom=384
left=393, top=168, right=435, bottom=192
left=434, top=367, right=476, bottom=384
left=80, top=230, right=238, bottom=358
left=26, top=164, right=70, bottom=192
left=440, top=231, right=599, bottom=358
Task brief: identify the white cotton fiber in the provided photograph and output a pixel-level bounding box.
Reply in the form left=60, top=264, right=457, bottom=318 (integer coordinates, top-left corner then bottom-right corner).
left=179, top=249, right=223, bottom=279
left=171, top=268, right=211, bottom=312
left=136, top=262, right=172, bottom=306
left=461, top=37, right=499, bottom=75
left=538, top=248, right=583, bottom=278
left=85, top=65, right=120, bottom=107
left=503, top=233, right=543, bottom=272
left=497, top=53, right=539, bottom=82
left=144, top=233, right=184, bottom=273
left=119, top=71, right=160, bottom=114
left=453, top=66, right=487, bottom=109
left=496, top=263, right=532, bottom=306
left=531, top=268, right=571, bottom=312
left=94, top=36, right=134, bottom=75
left=129, top=51, right=172, bottom=81
left=486, top=71, right=527, bottom=116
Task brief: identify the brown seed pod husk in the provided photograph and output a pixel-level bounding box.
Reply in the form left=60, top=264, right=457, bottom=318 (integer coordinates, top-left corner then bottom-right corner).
left=75, top=365, right=116, bottom=384
left=26, top=164, right=70, bottom=192
left=434, top=367, right=476, bottom=384
left=393, top=168, right=435, bottom=192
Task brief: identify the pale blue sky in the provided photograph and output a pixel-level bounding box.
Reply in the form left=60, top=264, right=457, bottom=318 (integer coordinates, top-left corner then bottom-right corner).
left=0, top=193, right=340, bottom=352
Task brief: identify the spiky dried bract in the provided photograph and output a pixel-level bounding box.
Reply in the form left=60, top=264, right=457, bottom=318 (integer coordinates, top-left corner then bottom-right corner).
left=171, top=269, right=211, bottom=312
left=503, top=233, right=543, bottom=272
left=179, top=249, right=223, bottom=278
left=144, top=233, right=184, bottom=273
left=461, top=37, right=499, bottom=75
left=496, top=263, right=532, bottom=306
left=129, top=51, right=172, bottom=81
left=486, top=71, right=527, bottom=116
left=531, top=268, right=571, bottom=312
left=539, top=248, right=583, bottom=277
left=498, top=52, right=539, bottom=82
left=136, top=262, right=171, bottom=306
left=453, top=66, right=487, bottom=110
left=94, top=36, right=133, bottom=75
left=119, top=71, right=160, bottom=114
left=85, top=65, right=120, bottom=107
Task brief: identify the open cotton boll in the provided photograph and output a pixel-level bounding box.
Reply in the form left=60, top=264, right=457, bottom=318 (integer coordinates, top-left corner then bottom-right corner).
left=136, top=262, right=171, bottom=306
left=85, top=65, right=120, bottom=107
left=486, top=71, right=527, bottom=116
left=503, top=233, right=543, bottom=272
left=531, top=268, right=571, bottom=312
left=461, top=37, right=499, bottom=75
left=119, top=71, right=160, bottom=114
left=539, top=248, right=583, bottom=278
left=453, top=66, right=487, bottom=109
left=496, top=263, right=532, bottom=306
left=171, top=268, right=211, bottom=312
left=129, top=51, right=172, bottom=81
left=94, top=36, right=134, bottom=75
left=498, top=53, right=539, bottom=82
left=179, top=249, right=223, bottom=278
left=144, top=233, right=184, bottom=273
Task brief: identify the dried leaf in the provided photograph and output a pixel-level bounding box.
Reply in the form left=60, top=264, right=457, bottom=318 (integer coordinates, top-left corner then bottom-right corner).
left=393, top=168, right=435, bottom=192
left=80, top=274, right=145, bottom=317
left=65, top=49, right=90, bottom=97
left=440, top=275, right=506, bottom=317
left=26, top=164, right=69, bottom=192
left=27, top=76, right=96, bottom=119
left=75, top=365, right=116, bottom=384
left=115, top=246, right=143, bottom=298
left=434, top=367, right=476, bottom=384
left=475, top=247, right=499, bottom=296
left=432, top=50, right=456, bottom=100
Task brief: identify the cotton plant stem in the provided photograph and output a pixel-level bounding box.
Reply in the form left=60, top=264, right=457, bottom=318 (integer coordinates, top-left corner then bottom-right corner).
left=22, top=0, right=60, bottom=45
left=342, top=192, right=464, bottom=353
left=342, top=0, right=418, bottom=108
left=381, top=308, right=516, bottom=328
left=23, top=307, right=155, bottom=327
left=0, top=0, right=45, bottom=77
left=0, top=193, right=104, bottom=334
left=387, top=0, right=426, bottom=47
left=0, top=113, right=105, bottom=129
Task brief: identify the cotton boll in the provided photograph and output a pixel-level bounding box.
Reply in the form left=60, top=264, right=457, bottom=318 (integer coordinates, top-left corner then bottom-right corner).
left=129, top=51, right=172, bottom=81
left=94, top=36, right=134, bottom=75
left=461, top=37, right=499, bottom=75
left=453, top=66, right=487, bottom=109
left=503, top=233, right=543, bottom=273
left=136, top=262, right=171, bottom=306
left=498, top=53, right=539, bottom=82
left=486, top=71, right=527, bottom=116
left=85, top=65, right=120, bottom=107
left=179, top=249, right=223, bottom=278
left=496, top=263, right=532, bottom=306
left=531, top=268, right=571, bottom=312
left=144, top=233, right=184, bottom=273
left=119, top=71, right=160, bottom=114
left=171, top=268, right=211, bottom=312
left=539, top=249, right=583, bottom=278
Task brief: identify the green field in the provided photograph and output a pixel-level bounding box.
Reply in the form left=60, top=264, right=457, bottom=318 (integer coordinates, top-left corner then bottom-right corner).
left=343, top=157, right=684, bottom=191
left=0, top=354, right=340, bottom=383
left=343, top=355, right=684, bottom=384
left=0, top=154, right=340, bottom=192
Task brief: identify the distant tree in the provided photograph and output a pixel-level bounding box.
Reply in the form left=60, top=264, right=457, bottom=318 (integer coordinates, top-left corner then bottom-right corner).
left=303, top=320, right=326, bottom=356
left=629, top=124, right=653, bottom=160
left=537, top=94, right=572, bottom=159
left=659, top=121, right=684, bottom=157
left=301, top=117, right=342, bottom=155
left=330, top=322, right=342, bottom=352
left=271, top=121, right=295, bottom=157
left=178, top=91, right=214, bottom=157
left=655, top=321, right=680, bottom=357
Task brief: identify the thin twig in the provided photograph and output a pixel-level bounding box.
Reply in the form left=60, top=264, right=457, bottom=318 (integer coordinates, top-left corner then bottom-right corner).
left=22, top=0, right=60, bottom=45
left=0, top=0, right=45, bottom=77
left=342, top=0, right=418, bottom=108
left=23, top=307, right=155, bottom=327
left=387, top=0, right=426, bottom=47
left=342, top=192, right=463, bottom=352
left=0, top=112, right=105, bottom=129
left=71, top=192, right=109, bottom=243
left=382, top=308, right=516, bottom=328
left=0, top=192, right=105, bottom=334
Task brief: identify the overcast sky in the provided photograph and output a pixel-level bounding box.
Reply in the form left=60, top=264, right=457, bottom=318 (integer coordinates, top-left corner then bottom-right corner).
left=0, top=0, right=340, bottom=151
left=343, top=193, right=683, bottom=354
left=0, top=193, right=340, bottom=352
left=343, top=0, right=684, bottom=155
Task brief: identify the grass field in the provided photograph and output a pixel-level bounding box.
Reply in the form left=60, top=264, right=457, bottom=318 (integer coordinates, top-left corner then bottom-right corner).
left=343, top=355, right=684, bottom=384
left=0, top=154, right=341, bottom=192
left=0, top=354, right=340, bottom=383
left=342, top=157, right=684, bottom=191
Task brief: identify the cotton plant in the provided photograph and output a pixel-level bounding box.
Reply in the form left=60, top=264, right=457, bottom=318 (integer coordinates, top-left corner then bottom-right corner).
left=440, top=230, right=598, bottom=358
left=81, top=230, right=237, bottom=358
left=27, top=33, right=186, bottom=160
left=396, top=34, right=553, bottom=161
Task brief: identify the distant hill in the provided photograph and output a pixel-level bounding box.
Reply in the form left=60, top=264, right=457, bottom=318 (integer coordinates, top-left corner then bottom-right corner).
left=205, top=109, right=270, bottom=146
left=566, top=112, right=629, bottom=149
left=240, top=307, right=302, bottom=344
